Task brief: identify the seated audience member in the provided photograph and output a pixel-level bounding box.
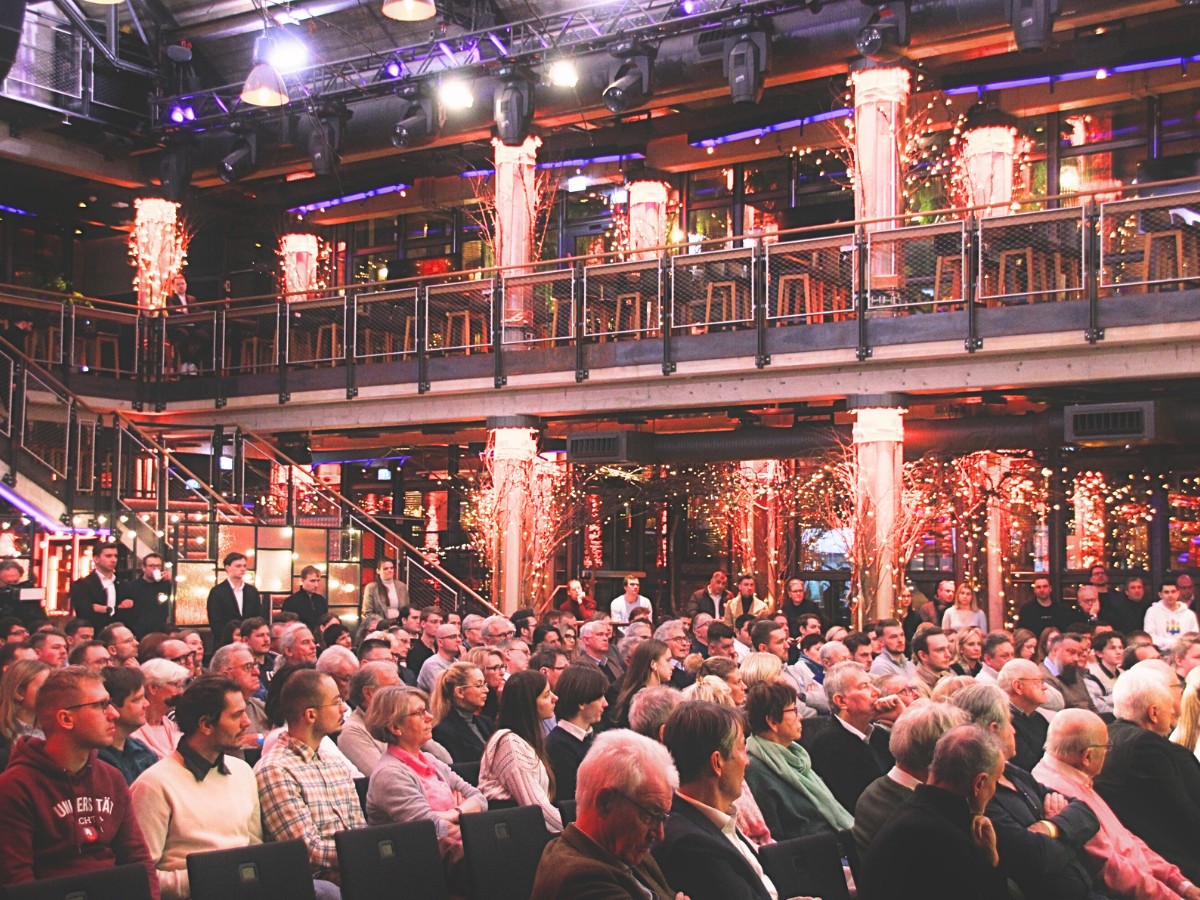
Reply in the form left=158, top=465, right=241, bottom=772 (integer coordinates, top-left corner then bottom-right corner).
left=531, top=730, right=680, bottom=900
left=653, top=701, right=782, bottom=900
left=949, top=682, right=1099, bottom=900
left=743, top=680, right=853, bottom=841
left=950, top=627, right=985, bottom=677
left=608, top=638, right=672, bottom=730
left=0, top=658, right=50, bottom=768
left=1094, top=659, right=1200, bottom=882
left=417, top=622, right=464, bottom=693
left=531, top=646, right=570, bottom=693
left=256, top=669, right=366, bottom=890
left=364, top=685, right=486, bottom=880
left=132, top=657, right=189, bottom=758
left=1171, top=634, right=1200, bottom=685
left=278, top=622, right=320, bottom=669
left=468, top=646, right=505, bottom=720
left=976, top=632, right=1015, bottom=684
left=998, top=658, right=1051, bottom=772
left=852, top=699, right=968, bottom=857
left=912, top=627, right=953, bottom=697
left=99, top=623, right=140, bottom=667
left=1085, top=630, right=1124, bottom=716
left=861, top=725, right=1008, bottom=900
left=1144, top=578, right=1200, bottom=653
left=260, top=662, right=365, bottom=778
left=1035, top=708, right=1200, bottom=900
left=430, top=661, right=495, bottom=764
left=1041, top=632, right=1097, bottom=713
left=208, top=643, right=271, bottom=748
left=0, top=640, right=38, bottom=673
left=478, top=669, right=563, bottom=832
left=0, top=666, right=158, bottom=893
left=739, top=651, right=784, bottom=692
left=869, top=618, right=916, bottom=678
left=628, top=684, right=683, bottom=740
left=315, top=644, right=359, bottom=705
left=239, top=617, right=278, bottom=697
left=131, top=676, right=261, bottom=900
left=30, top=628, right=69, bottom=668
left=546, top=663, right=609, bottom=801
left=818, top=639, right=851, bottom=673
left=803, top=660, right=897, bottom=813
left=68, top=639, right=111, bottom=670
left=843, top=630, right=874, bottom=667
left=336, top=660, right=402, bottom=775
left=1172, top=666, right=1200, bottom=762
left=98, top=665, right=157, bottom=784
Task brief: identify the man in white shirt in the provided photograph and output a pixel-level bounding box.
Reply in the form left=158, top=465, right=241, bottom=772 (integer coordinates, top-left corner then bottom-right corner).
left=610, top=574, right=652, bottom=623
left=69, top=544, right=123, bottom=631
left=1145, top=578, right=1200, bottom=653
left=976, top=632, right=1015, bottom=684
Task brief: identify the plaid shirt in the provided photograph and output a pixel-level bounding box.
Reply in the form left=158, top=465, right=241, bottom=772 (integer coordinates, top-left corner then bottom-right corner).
left=256, top=732, right=365, bottom=880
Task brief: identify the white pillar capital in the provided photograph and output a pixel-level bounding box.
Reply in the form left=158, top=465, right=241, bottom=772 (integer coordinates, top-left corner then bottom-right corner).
left=849, top=66, right=911, bottom=104
left=851, top=406, right=907, bottom=444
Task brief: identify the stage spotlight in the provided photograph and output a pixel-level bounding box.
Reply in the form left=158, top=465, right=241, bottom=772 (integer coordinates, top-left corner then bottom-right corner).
left=855, top=21, right=904, bottom=62
left=724, top=27, right=768, bottom=105
left=391, top=84, right=433, bottom=148
left=1005, top=0, right=1060, bottom=53
left=494, top=66, right=534, bottom=146
left=158, top=143, right=194, bottom=201
left=377, top=55, right=405, bottom=81
left=241, top=33, right=288, bottom=106
left=218, top=131, right=257, bottom=183
left=167, top=103, right=195, bottom=124
left=438, top=77, right=474, bottom=110
left=307, top=105, right=348, bottom=176
left=547, top=58, right=578, bottom=88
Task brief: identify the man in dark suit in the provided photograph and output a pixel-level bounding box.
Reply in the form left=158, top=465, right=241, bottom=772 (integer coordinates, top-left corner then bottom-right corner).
left=281, top=565, right=328, bottom=632
left=803, top=660, right=897, bottom=813
left=69, top=544, right=125, bottom=630
left=653, top=701, right=775, bottom=900
left=116, top=553, right=171, bottom=639
left=1095, top=659, right=1200, bottom=882
left=684, top=570, right=731, bottom=620
left=860, top=724, right=1009, bottom=900
left=1107, top=575, right=1151, bottom=635
left=206, top=552, right=262, bottom=648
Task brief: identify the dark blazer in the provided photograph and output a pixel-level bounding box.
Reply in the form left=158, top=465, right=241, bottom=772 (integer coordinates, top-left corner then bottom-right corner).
left=859, top=784, right=1009, bottom=900
left=280, top=589, right=328, bottom=631
left=1095, top=717, right=1200, bottom=882
left=684, top=588, right=731, bottom=619
left=431, top=710, right=495, bottom=764
left=652, top=793, right=773, bottom=900
left=545, top=725, right=594, bottom=801
left=802, top=716, right=886, bottom=814
left=532, top=823, right=677, bottom=900
left=69, top=571, right=119, bottom=629
left=1010, top=705, right=1050, bottom=773
left=205, top=580, right=262, bottom=647
left=117, top=577, right=171, bottom=638
left=986, top=763, right=1098, bottom=900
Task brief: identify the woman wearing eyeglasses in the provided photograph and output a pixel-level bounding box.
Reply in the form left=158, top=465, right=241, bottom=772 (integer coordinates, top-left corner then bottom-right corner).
left=467, top=647, right=505, bottom=721
left=366, top=685, right=486, bottom=884
left=431, top=662, right=495, bottom=764
left=130, top=657, right=189, bottom=758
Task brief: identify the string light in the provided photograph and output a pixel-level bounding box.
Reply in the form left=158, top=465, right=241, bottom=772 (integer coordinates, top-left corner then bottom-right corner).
left=128, top=198, right=188, bottom=311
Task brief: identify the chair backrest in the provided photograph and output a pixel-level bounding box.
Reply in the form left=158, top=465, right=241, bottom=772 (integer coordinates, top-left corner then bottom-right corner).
left=555, top=800, right=577, bottom=827
left=460, top=805, right=551, bottom=900
left=450, top=760, right=480, bottom=786
left=836, top=827, right=860, bottom=883
left=353, top=776, right=369, bottom=814
left=758, top=832, right=850, bottom=900
left=335, top=820, right=447, bottom=900
left=0, top=864, right=153, bottom=900
left=187, top=839, right=318, bottom=900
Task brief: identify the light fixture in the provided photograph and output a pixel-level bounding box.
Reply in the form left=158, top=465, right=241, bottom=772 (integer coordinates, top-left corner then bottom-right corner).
left=158, top=143, right=194, bottom=202
left=265, top=28, right=309, bottom=74
left=307, top=103, right=349, bottom=176
left=380, top=0, right=436, bottom=21
left=377, top=55, right=405, bottom=81
left=241, top=33, right=288, bottom=107
left=167, top=103, right=195, bottom=124
left=723, top=18, right=768, bottom=105
left=391, top=83, right=433, bottom=148
left=602, top=40, right=654, bottom=114
left=438, top=77, right=474, bottom=111
left=855, top=21, right=904, bottom=62
left=547, top=58, right=578, bottom=88
left=218, top=130, right=258, bottom=183
left=494, top=65, right=534, bottom=146
left=1004, top=0, right=1060, bottom=53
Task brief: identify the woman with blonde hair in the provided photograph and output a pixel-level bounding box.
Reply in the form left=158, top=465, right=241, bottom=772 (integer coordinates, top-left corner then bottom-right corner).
left=950, top=626, right=984, bottom=677
left=942, top=583, right=987, bottom=632
left=1171, top=666, right=1200, bottom=761
left=740, top=651, right=784, bottom=690
left=0, top=659, right=51, bottom=768
left=697, top=656, right=747, bottom=705
left=467, top=646, right=504, bottom=720
left=430, top=661, right=495, bottom=763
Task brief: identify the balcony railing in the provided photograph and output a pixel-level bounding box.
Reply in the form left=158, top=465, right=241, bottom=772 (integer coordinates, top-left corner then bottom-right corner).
left=2, top=181, right=1197, bottom=406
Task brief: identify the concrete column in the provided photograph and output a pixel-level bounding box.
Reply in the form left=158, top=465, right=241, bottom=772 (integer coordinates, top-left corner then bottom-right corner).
left=984, top=453, right=1011, bottom=628
left=851, top=403, right=906, bottom=623
left=130, top=198, right=185, bottom=311
left=493, top=135, right=541, bottom=338
left=488, top=417, right=539, bottom=613
left=627, top=178, right=670, bottom=261
left=962, top=125, right=1017, bottom=217
left=279, top=233, right=320, bottom=301
left=849, top=65, right=910, bottom=288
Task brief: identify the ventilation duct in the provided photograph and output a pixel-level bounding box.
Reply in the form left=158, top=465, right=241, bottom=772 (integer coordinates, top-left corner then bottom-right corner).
left=1064, top=401, right=1171, bottom=446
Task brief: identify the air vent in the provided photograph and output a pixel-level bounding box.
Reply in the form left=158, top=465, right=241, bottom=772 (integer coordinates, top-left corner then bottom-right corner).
left=566, top=431, right=653, bottom=463
left=1064, top=401, right=1171, bottom=445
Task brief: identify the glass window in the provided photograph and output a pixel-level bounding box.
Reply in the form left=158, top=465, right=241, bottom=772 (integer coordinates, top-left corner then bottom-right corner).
left=744, top=159, right=790, bottom=196
left=687, top=207, right=732, bottom=242
left=566, top=185, right=618, bottom=223
left=688, top=167, right=736, bottom=203
left=403, top=213, right=454, bottom=242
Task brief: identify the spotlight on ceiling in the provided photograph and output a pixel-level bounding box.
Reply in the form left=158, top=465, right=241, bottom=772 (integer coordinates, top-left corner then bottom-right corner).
left=167, top=103, right=196, bottom=124
left=265, top=26, right=309, bottom=73
left=218, top=130, right=258, bottom=183
left=546, top=58, right=579, bottom=89
left=1004, top=0, right=1060, bottom=53
left=241, top=32, right=289, bottom=107
left=158, top=142, right=194, bottom=202
left=494, top=65, right=534, bottom=146
left=391, top=86, right=434, bottom=148
left=602, top=40, right=654, bottom=114
left=377, top=55, right=405, bottom=81
left=723, top=17, right=769, bottom=105
left=438, top=77, right=475, bottom=111
left=307, top=104, right=349, bottom=176
left=380, top=0, right=436, bottom=21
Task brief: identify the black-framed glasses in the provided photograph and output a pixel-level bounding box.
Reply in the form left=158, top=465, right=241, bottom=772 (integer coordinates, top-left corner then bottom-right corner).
left=166, top=652, right=198, bottom=664
left=401, top=706, right=434, bottom=719
left=64, top=697, right=114, bottom=713
left=613, top=791, right=669, bottom=829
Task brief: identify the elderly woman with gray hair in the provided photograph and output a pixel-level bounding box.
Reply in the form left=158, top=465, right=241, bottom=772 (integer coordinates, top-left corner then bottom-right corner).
left=365, top=684, right=486, bottom=874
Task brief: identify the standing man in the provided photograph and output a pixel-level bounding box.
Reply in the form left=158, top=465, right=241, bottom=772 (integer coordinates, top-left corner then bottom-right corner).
left=685, top=570, right=731, bottom=621
left=723, top=574, right=770, bottom=625
left=610, top=574, right=652, bottom=623
left=0, top=666, right=158, bottom=893
left=1178, top=573, right=1196, bottom=609
left=1016, top=576, right=1082, bottom=636
left=131, top=676, right=261, bottom=900
left=206, top=552, right=262, bottom=649
left=282, top=566, right=329, bottom=632
left=780, top=577, right=824, bottom=638
left=70, top=544, right=124, bottom=631
left=117, top=554, right=171, bottom=639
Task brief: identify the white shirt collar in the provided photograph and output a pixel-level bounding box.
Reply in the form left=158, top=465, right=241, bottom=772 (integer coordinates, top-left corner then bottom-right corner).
left=558, top=719, right=591, bottom=741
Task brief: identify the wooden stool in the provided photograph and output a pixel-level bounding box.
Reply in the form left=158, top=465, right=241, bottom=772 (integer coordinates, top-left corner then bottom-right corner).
left=614, top=292, right=642, bottom=333
left=776, top=273, right=811, bottom=320
left=445, top=311, right=473, bottom=352
left=1144, top=230, right=1199, bottom=288
left=1052, top=252, right=1082, bottom=293
left=933, top=255, right=964, bottom=305
left=359, top=328, right=395, bottom=361
left=402, top=316, right=417, bottom=354
left=705, top=280, right=747, bottom=325
left=239, top=336, right=273, bottom=370
left=91, top=334, right=121, bottom=373
left=996, top=248, right=1047, bottom=303
left=315, top=322, right=340, bottom=364
left=29, top=326, right=61, bottom=364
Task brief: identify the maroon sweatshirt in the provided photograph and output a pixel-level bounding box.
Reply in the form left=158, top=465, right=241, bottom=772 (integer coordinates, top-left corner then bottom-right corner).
left=0, top=736, right=159, bottom=896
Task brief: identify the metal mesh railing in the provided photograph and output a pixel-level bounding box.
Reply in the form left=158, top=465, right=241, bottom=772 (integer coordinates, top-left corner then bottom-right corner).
left=287, top=295, right=347, bottom=368
left=0, top=350, right=12, bottom=437
left=1098, top=190, right=1200, bottom=294
left=583, top=257, right=662, bottom=341
left=159, top=309, right=217, bottom=376
left=356, top=287, right=419, bottom=362
left=765, top=234, right=857, bottom=325
left=426, top=279, right=494, bottom=355
left=71, top=308, right=140, bottom=377
left=978, top=207, right=1087, bottom=306
left=223, top=304, right=278, bottom=375
left=75, top=418, right=96, bottom=493
left=670, top=245, right=756, bottom=333
left=866, top=220, right=967, bottom=314
left=22, top=369, right=71, bottom=480
left=501, top=269, right=575, bottom=347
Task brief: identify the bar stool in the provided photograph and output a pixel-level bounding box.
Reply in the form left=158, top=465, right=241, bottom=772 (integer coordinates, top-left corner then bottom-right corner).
left=315, top=322, right=340, bottom=364
left=614, top=292, right=642, bottom=333
left=239, top=335, right=273, bottom=370
left=933, top=255, right=964, bottom=305
left=402, top=316, right=418, bottom=355
left=776, top=273, right=810, bottom=321
left=445, top=310, right=476, bottom=352
left=359, top=328, right=395, bottom=361
left=29, top=326, right=61, bottom=364
left=1144, top=229, right=1199, bottom=289
left=997, top=248, right=1049, bottom=304
left=705, top=280, right=747, bottom=325
left=91, top=334, right=121, bottom=373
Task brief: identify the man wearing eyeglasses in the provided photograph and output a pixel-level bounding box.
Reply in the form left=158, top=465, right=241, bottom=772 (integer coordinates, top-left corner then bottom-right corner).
left=0, top=666, right=158, bottom=894
left=417, top=623, right=463, bottom=693
left=998, top=658, right=1052, bottom=772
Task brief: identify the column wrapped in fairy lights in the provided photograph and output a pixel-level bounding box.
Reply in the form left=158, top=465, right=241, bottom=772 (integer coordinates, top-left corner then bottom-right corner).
left=494, top=136, right=541, bottom=340
left=984, top=453, right=1011, bottom=627
left=734, top=460, right=783, bottom=601
left=961, top=124, right=1017, bottom=217
left=627, top=178, right=670, bottom=262
left=851, top=401, right=906, bottom=622
left=279, top=233, right=321, bottom=302
left=129, top=198, right=187, bottom=311
left=849, top=65, right=910, bottom=288
left=488, top=421, right=539, bottom=613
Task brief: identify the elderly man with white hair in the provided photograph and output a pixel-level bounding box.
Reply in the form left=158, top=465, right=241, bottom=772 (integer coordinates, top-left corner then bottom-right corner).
left=998, top=658, right=1052, bottom=772
left=1034, top=707, right=1200, bottom=900
left=315, top=644, right=359, bottom=703
left=1094, top=658, right=1200, bottom=883
left=531, top=729, right=683, bottom=899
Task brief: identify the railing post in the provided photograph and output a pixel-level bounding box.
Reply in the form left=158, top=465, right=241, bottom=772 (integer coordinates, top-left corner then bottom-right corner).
left=233, top=428, right=246, bottom=510
left=661, top=254, right=675, bottom=376
left=754, top=238, right=770, bottom=369
left=286, top=461, right=295, bottom=527
left=215, top=308, right=228, bottom=409
left=62, top=401, right=79, bottom=528
left=132, top=312, right=148, bottom=412
left=493, top=276, right=506, bottom=389
left=1085, top=200, right=1104, bottom=344
left=574, top=263, right=589, bottom=382
left=4, top=360, right=24, bottom=487
left=62, top=302, right=75, bottom=390
left=417, top=285, right=430, bottom=394
left=109, top=414, right=122, bottom=536
left=345, top=290, right=359, bottom=400
left=855, top=227, right=872, bottom=361
left=155, top=442, right=169, bottom=558
left=965, top=215, right=983, bottom=353
left=153, top=315, right=168, bottom=413
left=277, top=300, right=291, bottom=404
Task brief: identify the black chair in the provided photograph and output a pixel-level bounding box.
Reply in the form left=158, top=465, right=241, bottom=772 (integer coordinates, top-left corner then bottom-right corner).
left=460, top=805, right=551, bottom=900
left=837, top=827, right=860, bottom=883
left=353, top=776, right=369, bottom=814
left=758, top=832, right=850, bottom=900
left=335, top=820, right=448, bottom=900
left=0, top=864, right=154, bottom=900
left=450, top=760, right=480, bottom=786
left=555, top=799, right=577, bottom=826
left=187, top=839, right=317, bottom=900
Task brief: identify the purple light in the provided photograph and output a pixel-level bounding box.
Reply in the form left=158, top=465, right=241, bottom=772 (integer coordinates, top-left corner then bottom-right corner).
left=0, top=481, right=66, bottom=533
left=287, top=182, right=410, bottom=215
left=168, top=104, right=195, bottom=124
left=690, top=108, right=851, bottom=148
left=383, top=59, right=403, bottom=79
left=682, top=0, right=696, bottom=13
